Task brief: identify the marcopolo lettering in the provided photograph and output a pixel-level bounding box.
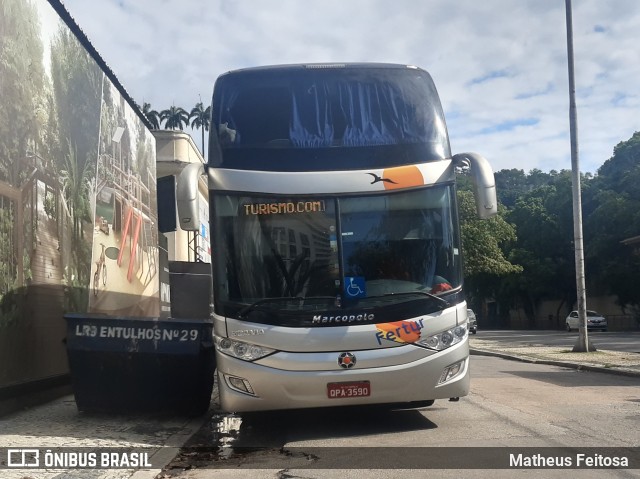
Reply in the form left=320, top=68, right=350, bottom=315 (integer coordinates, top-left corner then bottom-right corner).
left=312, top=313, right=375, bottom=324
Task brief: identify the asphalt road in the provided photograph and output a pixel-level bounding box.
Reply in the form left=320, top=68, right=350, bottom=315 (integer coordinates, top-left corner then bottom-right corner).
left=160, top=354, right=640, bottom=478
left=474, top=330, right=640, bottom=353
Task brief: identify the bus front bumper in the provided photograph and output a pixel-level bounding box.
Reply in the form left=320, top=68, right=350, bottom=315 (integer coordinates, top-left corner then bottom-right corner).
left=215, top=340, right=470, bottom=412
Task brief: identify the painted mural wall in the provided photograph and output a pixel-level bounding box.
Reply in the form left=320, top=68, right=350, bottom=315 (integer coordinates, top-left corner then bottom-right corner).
left=0, top=0, right=159, bottom=390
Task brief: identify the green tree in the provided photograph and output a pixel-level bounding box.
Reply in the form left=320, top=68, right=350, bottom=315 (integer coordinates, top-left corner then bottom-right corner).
left=50, top=24, right=102, bottom=186
left=459, top=190, right=520, bottom=277
left=457, top=188, right=522, bottom=323
left=585, top=131, right=640, bottom=310
left=189, top=102, right=211, bottom=157
left=141, top=102, right=161, bottom=130
left=597, top=131, right=640, bottom=193
left=504, top=174, right=576, bottom=326
left=0, top=0, right=50, bottom=311
left=495, top=168, right=556, bottom=209
left=49, top=24, right=103, bottom=294
left=160, top=106, right=189, bottom=130
left=494, top=169, right=528, bottom=209
left=0, top=0, right=47, bottom=185
left=59, top=141, right=92, bottom=241
left=584, top=190, right=640, bottom=307
left=463, top=132, right=640, bottom=326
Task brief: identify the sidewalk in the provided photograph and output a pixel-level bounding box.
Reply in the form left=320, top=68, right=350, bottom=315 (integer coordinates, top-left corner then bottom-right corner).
left=0, top=395, right=209, bottom=479
left=469, top=336, right=640, bottom=377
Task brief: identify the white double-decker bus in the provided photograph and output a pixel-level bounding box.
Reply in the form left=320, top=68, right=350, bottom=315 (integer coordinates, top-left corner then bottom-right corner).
left=177, top=63, right=497, bottom=412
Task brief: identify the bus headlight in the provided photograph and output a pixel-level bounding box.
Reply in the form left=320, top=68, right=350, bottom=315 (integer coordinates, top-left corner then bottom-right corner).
left=417, top=325, right=467, bottom=351
left=215, top=336, right=275, bottom=361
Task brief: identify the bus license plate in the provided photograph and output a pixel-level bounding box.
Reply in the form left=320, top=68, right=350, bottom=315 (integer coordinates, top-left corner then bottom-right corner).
left=327, top=381, right=371, bottom=399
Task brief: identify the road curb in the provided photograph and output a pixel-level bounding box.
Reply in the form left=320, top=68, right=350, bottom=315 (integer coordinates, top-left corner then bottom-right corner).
left=126, top=409, right=213, bottom=479
left=470, top=348, right=640, bottom=378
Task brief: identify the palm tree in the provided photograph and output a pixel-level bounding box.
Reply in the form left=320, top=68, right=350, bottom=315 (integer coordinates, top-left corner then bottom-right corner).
left=59, top=141, right=92, bottom=240
left=159, top=106, right=189, bottom=130
left=189, top=102, right=211, bottom=157
left=141, top=102, right=160, bottom=129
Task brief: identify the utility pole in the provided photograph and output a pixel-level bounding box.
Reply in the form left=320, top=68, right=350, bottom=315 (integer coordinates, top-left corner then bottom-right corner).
left=565, top=0, right=594, bottom=352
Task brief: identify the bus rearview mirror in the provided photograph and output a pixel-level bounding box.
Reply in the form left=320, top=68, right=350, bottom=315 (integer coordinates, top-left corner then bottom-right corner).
left=452, top=152, right=497, bottom=219
left=176, top=163, right=205, bottom=231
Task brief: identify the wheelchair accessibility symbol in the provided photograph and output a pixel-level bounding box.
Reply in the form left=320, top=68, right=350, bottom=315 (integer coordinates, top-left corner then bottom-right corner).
left=344, top=276, right=366, bottom=298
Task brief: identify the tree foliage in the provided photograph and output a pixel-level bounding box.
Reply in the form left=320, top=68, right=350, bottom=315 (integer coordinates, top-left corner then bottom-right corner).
left=0, top=0, right=47, bottom=185
left=583, top=131, right=640, bottom=310
left=142, top=103, right=161, bottom=130
left=50, top=25, right=102, bottom=177
left=189, top=102, right=211, bottom=157
left=59, top=141, right=91, bottom=240
left=160, top=106, right=189, bottom=130
left=142, top=101, right=212, bottom=157
left=462, top=131, right=640, bottom=326
left=0, top=0, right=48, bottom=306
left=48, top=22, right=104, bottom=291
left=503, top=176, right=577, bottom=323
left=458, top=190, right=520, bottom=277
left=457, top=180, right=521, bottom=318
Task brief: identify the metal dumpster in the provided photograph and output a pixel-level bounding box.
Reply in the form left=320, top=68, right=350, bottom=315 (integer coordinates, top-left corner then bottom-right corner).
left=64, top=314, right=214, bottom=415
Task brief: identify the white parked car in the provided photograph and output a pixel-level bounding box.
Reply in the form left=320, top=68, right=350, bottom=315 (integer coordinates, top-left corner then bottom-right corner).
left=565, top=310, right=607, bottom=332
left=467, top=309, right=477, bottom=334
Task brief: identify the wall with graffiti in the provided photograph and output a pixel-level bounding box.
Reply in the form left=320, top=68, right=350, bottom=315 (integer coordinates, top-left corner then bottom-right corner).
left=0, top=0, right=159, bottom=391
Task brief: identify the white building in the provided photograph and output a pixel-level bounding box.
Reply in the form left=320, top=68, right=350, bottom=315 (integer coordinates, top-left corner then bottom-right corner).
left=154, top=130, right=210, bottom=263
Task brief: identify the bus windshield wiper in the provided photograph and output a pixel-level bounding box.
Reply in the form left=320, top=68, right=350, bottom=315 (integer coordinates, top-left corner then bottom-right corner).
left=365, top=291, right=450, bottom=309
left=238, top=296, right=336, bottom=318
left=238, top=297, right=303, bottom=318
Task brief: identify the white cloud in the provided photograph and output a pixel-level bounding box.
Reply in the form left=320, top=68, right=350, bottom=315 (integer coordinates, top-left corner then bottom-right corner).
left=60, top=0, right=640, bottom=174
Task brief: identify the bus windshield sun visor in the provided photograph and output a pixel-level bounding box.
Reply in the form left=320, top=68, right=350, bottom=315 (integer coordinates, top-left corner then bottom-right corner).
left=289, top=81, right=425, bottom=148
left=214, top=68, right=446, bottom=150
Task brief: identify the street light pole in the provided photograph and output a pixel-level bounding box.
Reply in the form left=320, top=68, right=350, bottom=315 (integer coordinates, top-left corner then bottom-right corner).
left=565, top=0, right=594, bottom=352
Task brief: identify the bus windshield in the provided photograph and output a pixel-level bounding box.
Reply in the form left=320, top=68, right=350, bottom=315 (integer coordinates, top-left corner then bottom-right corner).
left=210, top=64, right=451, bottom=171
left=212, top=185, right=461, bottom=322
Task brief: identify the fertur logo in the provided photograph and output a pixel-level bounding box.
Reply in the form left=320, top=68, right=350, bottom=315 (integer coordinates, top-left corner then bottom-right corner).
left=375, top=319, right=424, bottom=345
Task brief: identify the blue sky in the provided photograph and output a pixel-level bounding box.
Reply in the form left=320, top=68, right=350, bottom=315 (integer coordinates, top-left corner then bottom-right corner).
left=59, top=0, right=640, bottom=174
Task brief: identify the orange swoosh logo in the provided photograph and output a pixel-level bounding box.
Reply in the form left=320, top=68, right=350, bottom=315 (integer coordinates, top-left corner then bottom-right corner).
left=381, top=165, right=424, bottom=190
left=376, top=320, right=422, bottom=343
